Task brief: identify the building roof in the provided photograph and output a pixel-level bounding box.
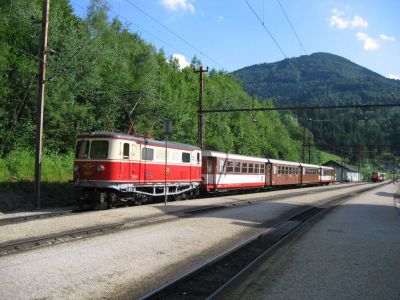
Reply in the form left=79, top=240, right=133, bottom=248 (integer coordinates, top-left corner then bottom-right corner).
left=323, top=160, right=359, bottom=172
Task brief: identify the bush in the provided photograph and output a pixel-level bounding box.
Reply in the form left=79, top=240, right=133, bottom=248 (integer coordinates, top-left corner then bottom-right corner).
left=1, top=149, right=73, bottom=182
left=0, top=159, right=9, bottom=182
left=6, top=149, right=35, bottom=181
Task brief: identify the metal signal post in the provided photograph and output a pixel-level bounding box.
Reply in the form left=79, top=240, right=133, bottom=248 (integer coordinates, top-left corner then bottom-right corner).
left=194, top=66, right=208, bottom=149
left=34, top=0, right=50, bottom=210
left=164, top=120, right=172, bottom=205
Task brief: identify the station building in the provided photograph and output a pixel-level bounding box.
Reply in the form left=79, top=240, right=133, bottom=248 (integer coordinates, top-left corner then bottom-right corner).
left=323, top=160, right=362, bottom=182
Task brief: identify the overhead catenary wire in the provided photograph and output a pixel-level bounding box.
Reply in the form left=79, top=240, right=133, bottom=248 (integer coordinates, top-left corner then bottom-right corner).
left=276, top=0, right=307, bottom=55
left=124, top=0, right=224, bottom=69
left=244, top=0, right=287, bottom=58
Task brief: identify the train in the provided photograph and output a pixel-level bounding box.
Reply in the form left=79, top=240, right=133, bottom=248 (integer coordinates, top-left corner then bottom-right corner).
left=73, top=132, right=335, bottom=208
left=371, top=171, right=385, bottom=182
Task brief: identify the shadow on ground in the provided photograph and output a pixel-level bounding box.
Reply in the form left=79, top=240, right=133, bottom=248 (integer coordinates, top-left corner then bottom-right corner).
left=0, top=181, right=76, bottom=213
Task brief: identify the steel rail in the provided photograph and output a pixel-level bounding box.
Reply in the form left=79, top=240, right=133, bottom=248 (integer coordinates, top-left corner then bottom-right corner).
left=0, top=210, right=74, bottom=227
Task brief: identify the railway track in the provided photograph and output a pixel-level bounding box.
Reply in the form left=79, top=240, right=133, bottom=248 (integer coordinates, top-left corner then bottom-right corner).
left=0, top=182, right=365, bottom=227
left=0, top=210, right=75, bottom=226
left=0, top=183, right=374, bottom=257
left=140, top=181, right=389, bottom=299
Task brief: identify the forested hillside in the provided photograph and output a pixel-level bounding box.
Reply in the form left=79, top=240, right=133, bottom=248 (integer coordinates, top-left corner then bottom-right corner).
left=0, top=0, right=312, bottom=166
left=234, top=52, right=400, bottom=167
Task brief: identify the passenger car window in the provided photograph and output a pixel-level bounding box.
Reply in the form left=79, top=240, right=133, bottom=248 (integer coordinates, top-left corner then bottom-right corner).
left=226, top=161, right=234, bottom=173
left=248, top=163, right=254, bottom=173
left=234, top=162, right=241, bottom=173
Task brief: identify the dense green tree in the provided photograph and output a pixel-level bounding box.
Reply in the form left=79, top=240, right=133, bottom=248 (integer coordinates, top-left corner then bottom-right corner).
left=0, top=0, right=313, bottom=165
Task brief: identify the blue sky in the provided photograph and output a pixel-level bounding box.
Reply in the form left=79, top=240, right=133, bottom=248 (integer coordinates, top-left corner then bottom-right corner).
left=70, top=0, right=400, bottom=79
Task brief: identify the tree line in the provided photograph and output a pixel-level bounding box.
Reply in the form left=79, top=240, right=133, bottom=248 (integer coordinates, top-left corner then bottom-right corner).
left=0, top=0, right=313, bottom=164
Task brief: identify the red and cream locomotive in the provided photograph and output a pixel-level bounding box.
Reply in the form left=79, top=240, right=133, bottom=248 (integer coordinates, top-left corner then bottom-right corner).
left=73, top=132, right=335, bottom=207
left=74, top=132, right=202, bottom=207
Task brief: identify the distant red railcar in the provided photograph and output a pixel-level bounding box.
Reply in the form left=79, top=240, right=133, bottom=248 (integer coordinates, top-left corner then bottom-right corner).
left=371, top=171, right=384, bottom=182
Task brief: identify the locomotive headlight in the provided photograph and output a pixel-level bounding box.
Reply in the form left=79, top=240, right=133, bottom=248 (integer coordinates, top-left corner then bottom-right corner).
left=96, top=164, right=105, bottom=172
left=74, top=165, right=80, bottom=172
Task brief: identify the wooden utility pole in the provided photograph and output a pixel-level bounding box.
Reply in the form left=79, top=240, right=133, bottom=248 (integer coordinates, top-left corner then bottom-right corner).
left=301, top=127, right=306, bottom=162
left=194, top=66, right=208, bottom=149
left=34, top=0, right=50, bottom=210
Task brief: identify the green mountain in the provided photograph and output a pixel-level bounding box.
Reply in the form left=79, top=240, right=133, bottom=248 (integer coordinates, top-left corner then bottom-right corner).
left=234, top=52, right=400, bottom=105
left=233, top=52, right=400, bottom=165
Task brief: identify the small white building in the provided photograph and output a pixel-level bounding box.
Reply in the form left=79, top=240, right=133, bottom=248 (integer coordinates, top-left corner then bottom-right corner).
left=323, top=160, right=362, bottom=182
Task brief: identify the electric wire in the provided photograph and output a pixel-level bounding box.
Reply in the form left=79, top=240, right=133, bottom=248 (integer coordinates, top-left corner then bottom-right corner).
left=244, top=0, right=287, bottom=58
left=124, top=0, right=224, bottom=69
left=276, top=0, right=307, bottom=55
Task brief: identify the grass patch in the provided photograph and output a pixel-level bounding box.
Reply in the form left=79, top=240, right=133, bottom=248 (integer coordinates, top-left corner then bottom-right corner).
left=0, top=150, right=75, bottom=212
left=320, top=151, right=341, bottom=164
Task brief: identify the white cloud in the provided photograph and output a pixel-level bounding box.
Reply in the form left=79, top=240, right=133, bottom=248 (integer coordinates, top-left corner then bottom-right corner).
left=172, top=53, right=190, bottom=69
left=328, top=9, right=349, bottom=29
left=328, top=9, right=367, bottom=29
left=351, top=15, right=368, bottom=29
left=160, top=0, right=195, bottom=13
left=356, top=32, right=380, bottom=51
left=217, top=16, right=224, bottom=22
left=380, top=34, right=395, bottom=41
left=388, top=74, right=400, bottom=80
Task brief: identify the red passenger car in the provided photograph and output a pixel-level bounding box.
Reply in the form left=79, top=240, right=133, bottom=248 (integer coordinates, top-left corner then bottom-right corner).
left=320, top=166, right=336, bottom=185
left=300, top=163, right=321, bottom=185
left=73, top=132, right=202, bottom=207
left=268, top=159, right=301, bottom=186
left=201, top=150, right=268, bottom=191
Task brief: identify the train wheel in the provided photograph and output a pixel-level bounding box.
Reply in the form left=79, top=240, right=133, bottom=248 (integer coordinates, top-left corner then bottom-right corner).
left=107, top=192, right=118, bottom=208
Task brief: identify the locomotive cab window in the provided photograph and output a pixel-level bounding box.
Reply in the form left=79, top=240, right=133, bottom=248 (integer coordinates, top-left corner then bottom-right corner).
left=142, top=148, right=154, bottom=161
left=182, top=152, right=191, bottom=163
left=75, top=140, right=89, bottom=159
left=242, top=163, right=248, bottom=173
left=90, top=141, right=109, bottom=159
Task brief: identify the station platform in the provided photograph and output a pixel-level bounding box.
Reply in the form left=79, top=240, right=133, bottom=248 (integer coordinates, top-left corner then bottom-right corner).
left=219, top=183, right=400, bottom=299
